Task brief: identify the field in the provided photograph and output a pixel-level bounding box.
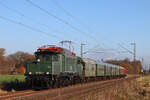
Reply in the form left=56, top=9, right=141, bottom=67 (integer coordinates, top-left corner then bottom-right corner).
left=137, top=75, right=150, bottom=83
left=70, top=75, right=150, bottom=100
left=0, top=75, right=25, bottom=84
left=0, top=75, right=26, bottom=92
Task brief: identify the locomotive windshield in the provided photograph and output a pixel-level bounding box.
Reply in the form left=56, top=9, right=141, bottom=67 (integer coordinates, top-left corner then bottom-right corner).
left=35, top=53, right=59, bottom=62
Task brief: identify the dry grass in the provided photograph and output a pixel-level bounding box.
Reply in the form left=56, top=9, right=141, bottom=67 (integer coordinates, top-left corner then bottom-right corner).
left=0, top=89, right=8, bottom=94
left=71, top=76, right=150, bottom=100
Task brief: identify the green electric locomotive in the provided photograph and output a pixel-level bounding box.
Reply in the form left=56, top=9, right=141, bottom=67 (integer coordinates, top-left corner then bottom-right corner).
left=25, top=45, right=83, bottom=88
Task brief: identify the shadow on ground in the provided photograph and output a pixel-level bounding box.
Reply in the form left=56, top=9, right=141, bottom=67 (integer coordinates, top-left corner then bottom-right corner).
left=1, top=80, right=29, bottom=91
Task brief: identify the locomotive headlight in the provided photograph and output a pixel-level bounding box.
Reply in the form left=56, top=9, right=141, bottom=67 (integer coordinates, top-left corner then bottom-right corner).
left=46, top=72, right=49, bottom=75
left=29, top=72, right=32, bottom=75
left=37, top=59, right=40, bottom=62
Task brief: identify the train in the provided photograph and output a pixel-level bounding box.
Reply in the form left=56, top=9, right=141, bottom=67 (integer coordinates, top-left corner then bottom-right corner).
left=25, top=45, right=127, bottom=88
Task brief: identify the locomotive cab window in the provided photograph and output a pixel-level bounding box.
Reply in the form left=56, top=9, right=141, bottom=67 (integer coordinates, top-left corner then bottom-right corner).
left=52, top=55, right=59, bottom=61
left=45, top=55, right=50, bottom=61
left=36, top=53, right=52, bottom=61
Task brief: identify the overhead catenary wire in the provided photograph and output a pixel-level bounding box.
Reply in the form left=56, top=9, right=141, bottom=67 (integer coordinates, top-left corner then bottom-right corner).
left=43, top=0, right=135, bottom=60
left=25, top=0, right=99, bottom=43
left=50, top=0, right=126, bottom=53
left=49, top=0, right=93, bottom=33
left=0, top=1, right=85, bottom=45
left=49, top=0, right=127, bottom=55
left=0, top=1, right=86, bottom=51
left=0, top=0, right=129, bottom=59
left=0, top=1, right=69, bottom=40
left=50, top=0, right=126, bottom=56
left=25, top=0, right=119, bottom=48
left=0, top=16, right=62, bottom=40
left=85, top=42, right=129, bottom=60
left=49, top=0, right=107, bottom=49
left=26, top=0, right=120, bottom=57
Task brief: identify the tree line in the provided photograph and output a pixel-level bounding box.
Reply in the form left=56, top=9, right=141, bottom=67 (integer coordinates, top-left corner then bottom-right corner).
left=106, top=58, right=143, bottom=74
left=0, top=48, right=143, bottom=75
left=0, top=48, right=34, bottom=74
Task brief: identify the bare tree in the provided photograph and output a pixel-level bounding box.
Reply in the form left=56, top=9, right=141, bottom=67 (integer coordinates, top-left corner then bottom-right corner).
left=0, top=48, right=6, bottom=64
left=7, top=51, right=34, bottom=68
left=106, top=58, right=142, bottom=74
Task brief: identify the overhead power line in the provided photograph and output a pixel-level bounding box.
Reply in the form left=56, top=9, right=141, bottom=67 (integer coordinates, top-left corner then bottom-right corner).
left=51, top=0, right=125, bottom=55
left=50, top=0, right=126, bottom=55
left=0, top=16, right=62, bottom=39
left=49, top=0, right=93, bottom=33
left=0, top=0, right=127, bottom=59
left=26, top=0, right=123, bottom=56
left=118, top=43, right=138, bottom=61
left=0, top=1, right=68, bottom=39
left=0, top=1, right=83, bottom=46
left=118, top=43, right=133, bottom=55
left=25, top=0, right=98, bottom=42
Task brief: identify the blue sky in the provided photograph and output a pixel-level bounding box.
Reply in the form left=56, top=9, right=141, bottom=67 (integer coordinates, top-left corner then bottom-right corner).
left=0, top=0, right=150, bottom=66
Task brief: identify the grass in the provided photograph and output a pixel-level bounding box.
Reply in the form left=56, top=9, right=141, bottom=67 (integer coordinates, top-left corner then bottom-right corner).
left=0, top=75, right=25, bottom=84
left=70, top=75, right=150, bottom=100
left=141, top=75, right=150, bottom=82
left=145, top=76, right=150, bottom=82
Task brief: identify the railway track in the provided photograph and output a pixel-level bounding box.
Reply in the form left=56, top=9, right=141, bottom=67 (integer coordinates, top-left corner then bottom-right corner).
left=0, top=84, right=3, bottom=89
left=0, top=75, right=140, bottom=100
left=0, top=90, right=35, bottom=100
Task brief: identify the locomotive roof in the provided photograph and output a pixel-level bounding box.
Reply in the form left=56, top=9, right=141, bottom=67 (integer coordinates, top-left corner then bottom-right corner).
left=36, top=45, right=76, bottom=57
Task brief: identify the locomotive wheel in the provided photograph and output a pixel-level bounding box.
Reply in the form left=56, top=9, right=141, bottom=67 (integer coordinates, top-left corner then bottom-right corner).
left=67, top=78, right=71, bottom=86
left=61, top=79, right=64, bottom=87
left=52, top=80, right=59, bottom=88
left=59, top=79, right=64, bottom=87
left=64, top=79, right=68, bottom=86
left=46, top=80, right=51, bottom=88
left=64, top=78, right=70, bottom=86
